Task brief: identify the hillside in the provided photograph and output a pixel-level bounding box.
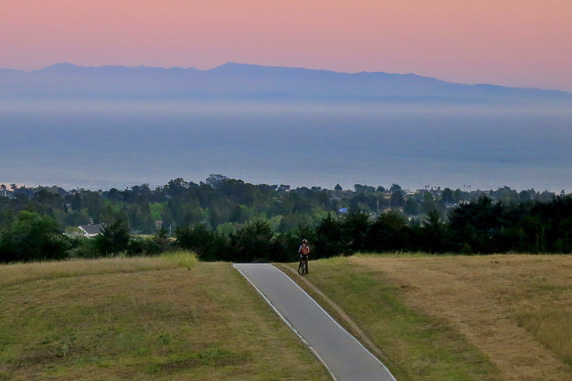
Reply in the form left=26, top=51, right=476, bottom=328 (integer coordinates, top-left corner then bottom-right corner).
left=1, top=62, right=570, bottom=103
left=298, top=254, right=572, bottom=380
left=3, top=253, right=572, bottom=379
left=0, top=254, right=329, bottom=380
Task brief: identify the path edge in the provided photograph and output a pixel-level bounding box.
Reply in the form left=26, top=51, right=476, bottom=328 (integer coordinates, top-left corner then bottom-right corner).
left=232, top=264, right=339, bottom=381
left=275, top=262, right=397, bottom=377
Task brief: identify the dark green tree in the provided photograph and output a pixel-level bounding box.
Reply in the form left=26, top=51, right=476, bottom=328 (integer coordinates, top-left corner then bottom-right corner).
left=404, top=198, right=420, bottom=216
left=390, top=190, right=404, bottom=208
left=421, top=191, right=437, bottom=214
left=341, top=212, right=371, bottom=253
left=230, top=220, right=275, bottom=262
left=441, top=188, right=455, bottom=204
left=314, top=213, right=343, bottom=258
left=448, top=196, right=505, bottom=253
left=176, top=224, right=225, bottom=261
left=0, top=211, right=69, bottom=262
left=94, top=219, right=130, bottom=256
left=422, top=210, right=449, bottom=253
left=366, top=210, right=409, bottom=252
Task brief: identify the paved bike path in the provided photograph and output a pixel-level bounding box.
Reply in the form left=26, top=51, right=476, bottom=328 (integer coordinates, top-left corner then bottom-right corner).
left=233, top=263, right=396, bottom=381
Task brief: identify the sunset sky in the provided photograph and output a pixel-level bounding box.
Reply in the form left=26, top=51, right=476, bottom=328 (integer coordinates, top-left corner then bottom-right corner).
left=1, top=0, right=571, bottom=91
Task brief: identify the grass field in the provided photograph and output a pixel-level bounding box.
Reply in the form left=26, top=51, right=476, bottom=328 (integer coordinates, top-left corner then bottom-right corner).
left=0, top=253, right=329, bottom=380
left=4, top=253, right=572, bottom=380
left=291, top=254, right=572, bottom=381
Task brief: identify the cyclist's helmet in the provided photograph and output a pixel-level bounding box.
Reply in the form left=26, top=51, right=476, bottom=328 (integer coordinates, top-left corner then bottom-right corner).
left=302, top=239, right=308, bottom=243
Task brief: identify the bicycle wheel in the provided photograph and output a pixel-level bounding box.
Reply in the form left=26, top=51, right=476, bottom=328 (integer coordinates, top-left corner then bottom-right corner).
left=298, top=260, right=305, bottom=276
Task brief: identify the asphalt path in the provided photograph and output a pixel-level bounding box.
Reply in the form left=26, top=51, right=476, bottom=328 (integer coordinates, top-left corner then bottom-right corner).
left=233, top=263, right=396, bottom=381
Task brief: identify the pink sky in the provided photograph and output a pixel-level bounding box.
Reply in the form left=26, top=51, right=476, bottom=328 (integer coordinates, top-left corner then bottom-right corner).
left=1, top=0, right=571, bottom=91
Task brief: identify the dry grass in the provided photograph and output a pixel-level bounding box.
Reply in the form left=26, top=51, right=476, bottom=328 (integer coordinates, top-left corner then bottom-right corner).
left=296, top=256, right=501, bottom=380
left=0, top=256, right=329, bottom=380
left=350, top=254, right=572, bottom=380
left=0, top=251, right=198, bottom=287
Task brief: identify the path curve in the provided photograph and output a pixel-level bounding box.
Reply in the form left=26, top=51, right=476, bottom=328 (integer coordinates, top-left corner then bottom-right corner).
left=233, top=263, right=396, bottom=381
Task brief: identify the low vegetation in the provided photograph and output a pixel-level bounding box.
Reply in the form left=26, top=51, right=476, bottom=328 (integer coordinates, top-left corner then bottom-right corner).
left=0, top=253, right=329, bottom=380
left=294, top=254, right=572, bottom=380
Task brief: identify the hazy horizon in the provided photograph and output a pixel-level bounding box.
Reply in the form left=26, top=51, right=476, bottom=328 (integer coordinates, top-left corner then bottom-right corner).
left=2, top=2, right=571, bottom=193
left=2, top=100, right=572, bottom=193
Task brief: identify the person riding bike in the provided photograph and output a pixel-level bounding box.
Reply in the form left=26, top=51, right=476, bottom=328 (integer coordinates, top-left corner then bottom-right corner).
left=299, top=239, right=310, bottom=273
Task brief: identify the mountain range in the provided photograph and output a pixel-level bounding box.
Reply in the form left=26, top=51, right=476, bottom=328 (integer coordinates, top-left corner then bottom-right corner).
left=1, top=62, right=570, bottom=103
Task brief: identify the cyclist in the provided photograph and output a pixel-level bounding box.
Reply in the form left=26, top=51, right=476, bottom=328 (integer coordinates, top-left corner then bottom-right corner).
left=299, top=239, right=310, bottom=273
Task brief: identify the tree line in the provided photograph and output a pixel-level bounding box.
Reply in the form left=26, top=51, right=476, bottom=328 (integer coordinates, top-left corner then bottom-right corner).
left=0, top=176, right=570, bottom=262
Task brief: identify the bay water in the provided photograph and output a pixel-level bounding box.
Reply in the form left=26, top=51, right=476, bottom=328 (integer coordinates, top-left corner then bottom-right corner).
left=1, top=100, right=571, bottom=192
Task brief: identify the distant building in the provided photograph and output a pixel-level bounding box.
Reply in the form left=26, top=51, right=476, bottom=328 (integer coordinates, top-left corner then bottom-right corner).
left=78, top=224, right=105, bottom=237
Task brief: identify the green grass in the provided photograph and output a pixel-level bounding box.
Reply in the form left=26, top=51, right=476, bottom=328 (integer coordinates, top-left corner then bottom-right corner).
left=0, top=255, right=329, bottom=380
left=290, top=256, right=501, bottom=381
left=516, top=309, right=572, bottom=367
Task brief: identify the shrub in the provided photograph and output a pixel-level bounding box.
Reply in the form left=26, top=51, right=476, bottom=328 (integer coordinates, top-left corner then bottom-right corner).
left=0, top=211, right=70, bottom=262
left=93, top=219, right=130, bottom=256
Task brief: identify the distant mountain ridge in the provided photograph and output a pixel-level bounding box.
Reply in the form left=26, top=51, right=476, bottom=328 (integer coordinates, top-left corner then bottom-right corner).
left=1, top=62, right=570, bottom=102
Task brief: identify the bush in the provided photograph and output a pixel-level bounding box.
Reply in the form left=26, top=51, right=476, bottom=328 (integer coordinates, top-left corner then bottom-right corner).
left=0, top=211, right=70, bottom=262
left=313, top=213, right=343, bottom=258
left=67, top=236, right=100, bottom=259
left=229, top=220, right=275, bottom=262
left=127, top=230, right=173, bottom=256
left=93, top=219, right=130, bottom=256
left=175, top=224, right=227, bottom=261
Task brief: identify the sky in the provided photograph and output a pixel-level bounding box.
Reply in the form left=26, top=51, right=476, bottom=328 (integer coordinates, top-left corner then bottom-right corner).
left=1, top=0, right=571, bottom=92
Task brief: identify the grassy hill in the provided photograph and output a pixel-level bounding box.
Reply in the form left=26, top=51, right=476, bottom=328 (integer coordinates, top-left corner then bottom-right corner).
left=288, top=254, right=572, bottom=380
left=0, top=253, right=329, bottom=380
left=3, top=253, right=572, bottom=380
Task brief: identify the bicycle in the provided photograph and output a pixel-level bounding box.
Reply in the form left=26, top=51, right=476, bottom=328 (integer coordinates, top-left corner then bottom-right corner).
left=298, top=255, right=309, bottom=276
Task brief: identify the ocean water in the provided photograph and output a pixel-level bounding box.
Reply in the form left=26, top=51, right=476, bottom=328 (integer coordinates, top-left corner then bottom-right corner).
left=1, top=101, right=572, bottom=192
